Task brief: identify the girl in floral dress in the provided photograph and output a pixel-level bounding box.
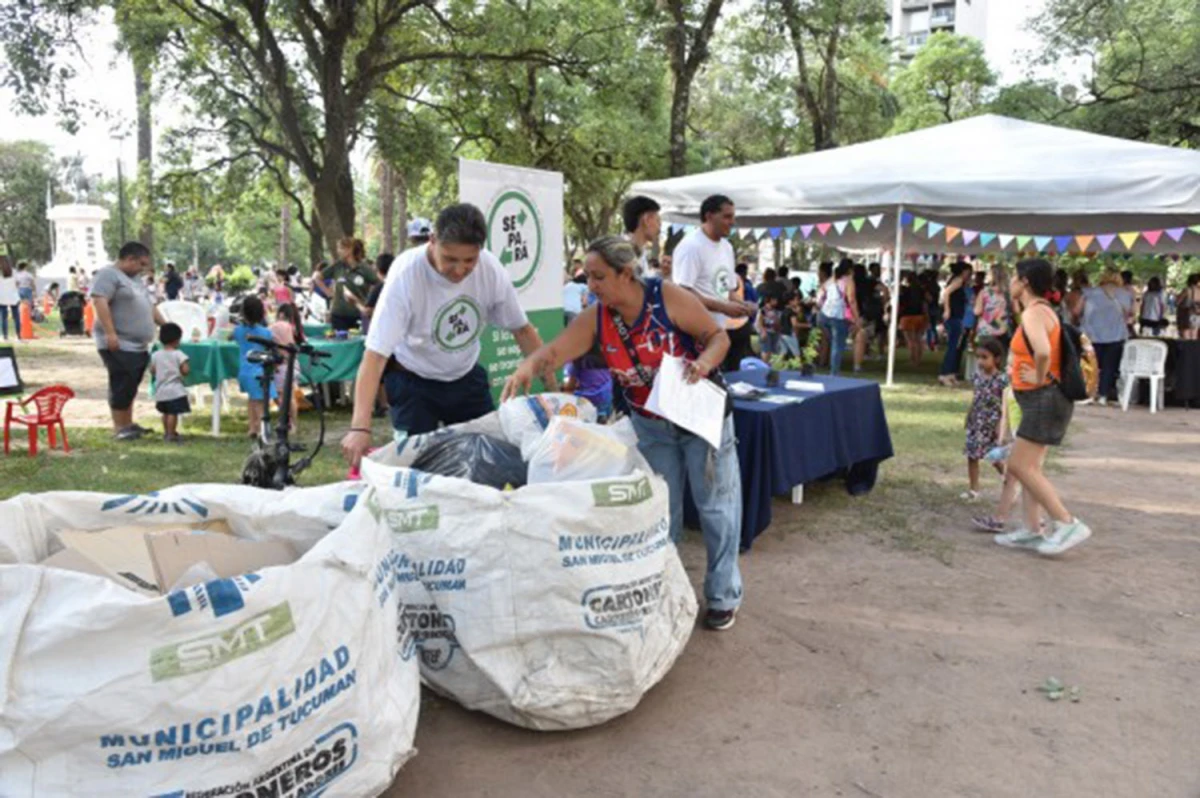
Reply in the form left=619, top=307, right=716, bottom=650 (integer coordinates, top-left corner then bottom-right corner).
left=962, top=337, right=1009, bottom=501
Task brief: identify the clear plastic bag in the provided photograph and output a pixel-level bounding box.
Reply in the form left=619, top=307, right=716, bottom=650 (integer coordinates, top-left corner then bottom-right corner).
left=526, top=417, right=638, bottom=484
left=411, top=431, right=528, bottom=490
left=499, top=394, right=598, bottom=458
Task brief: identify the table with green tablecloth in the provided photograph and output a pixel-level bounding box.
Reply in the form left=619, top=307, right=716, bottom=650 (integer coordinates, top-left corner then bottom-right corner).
left=302, top=323, right=330, bottom=339
left=178, top=337, right=364, bottom=435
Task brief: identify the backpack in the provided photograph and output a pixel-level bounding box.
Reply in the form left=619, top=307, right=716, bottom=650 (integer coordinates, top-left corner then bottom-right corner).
left=1056, top=321, right=1089, bottom=402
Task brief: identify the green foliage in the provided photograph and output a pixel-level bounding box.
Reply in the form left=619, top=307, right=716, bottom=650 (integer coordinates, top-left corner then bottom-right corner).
left=890, top=32, right=995, bottom=134
left=219, top=264, right=256, bottom=293
left=0, top=140, right=56, bottom=263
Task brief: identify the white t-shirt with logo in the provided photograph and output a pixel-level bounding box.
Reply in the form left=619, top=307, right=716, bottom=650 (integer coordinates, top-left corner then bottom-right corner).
left=671, top=229, right=735, bottom=325
left=366, top=244, right=529, bottom=381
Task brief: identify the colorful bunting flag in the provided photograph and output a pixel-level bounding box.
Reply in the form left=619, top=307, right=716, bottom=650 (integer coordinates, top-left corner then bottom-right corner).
left=900, top=212, right=914, bottom=226
left=1075, top=235, right=1095, bottom=252
left=979, top=233, right=996, bottom=247
left=1141, top=229, right=1163, bottom=246
left=927, top=222, right=945, bottom=238
left=768, top=226, right=783, bottom=239
left=1190, top=225, right=1200, bottom=235
left=1096, top=233, right=1115, bottom=251
left=913, top=217, right=928, bottom=232
left=962, top=230, right=979, bottom=245
left=1033, top=235, right=1052, bottom=252
left=851, top=217, right=866, bottom=232
left=998, top=234, right=1014, bottom=249
left=784, top=226, right=798, bottom=238
left=1053, top=235, right=1073, bottom=252
left=1016, top=235, right=1033, bottom=250
left=1118, top=232, right=1139, bottom=250
left=945, top=226, right=961, bottom=242
left=801, top=224, right=814, bottom=239
left=868, top=214, right=884, bottom=229
left=816, top=223, right=831, bottom=236
left=833, top=220, right=849, bottom=235
left=1165, top=227, right=1185, bottom=242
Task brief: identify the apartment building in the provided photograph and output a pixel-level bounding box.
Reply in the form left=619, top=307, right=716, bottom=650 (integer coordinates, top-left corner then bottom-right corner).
left=888, top=0, right=990, bottom=59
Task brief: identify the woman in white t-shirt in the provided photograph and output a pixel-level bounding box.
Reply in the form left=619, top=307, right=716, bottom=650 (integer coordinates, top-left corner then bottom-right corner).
left=819, top=259, right=858, bottom=376
left=1138, top=276, right=1167, bottom=337
left=0, top=257, right=20, bottom=340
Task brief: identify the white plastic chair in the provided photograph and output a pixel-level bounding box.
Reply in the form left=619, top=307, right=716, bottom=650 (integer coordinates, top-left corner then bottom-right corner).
left=158, top=300, right=210, bottom=342
left=1118, top=339, right=1168, bottom=413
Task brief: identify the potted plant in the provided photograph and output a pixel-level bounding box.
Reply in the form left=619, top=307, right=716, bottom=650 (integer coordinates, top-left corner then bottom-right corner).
left=799, top=327, right=822, bottom=376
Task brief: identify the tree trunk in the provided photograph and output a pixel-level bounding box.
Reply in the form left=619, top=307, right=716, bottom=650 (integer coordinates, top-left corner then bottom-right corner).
left=395, top=171, right=409, bottom=251
left=669, top=81, right=692, bottom=177
left=313, top=167, right=355, bottom=259
left=280, top=202, right=291, bottom=268
left=133, top=50, right=154, bottom=252
left=309, top=207, right=324, bottom=267
left=191, top=217, right=198, bottom=271
left=380, top=162, right=395, bottom=253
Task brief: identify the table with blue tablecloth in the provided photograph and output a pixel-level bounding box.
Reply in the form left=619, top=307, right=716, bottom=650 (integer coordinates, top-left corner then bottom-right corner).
left=685, top=370, right=894, bottom=550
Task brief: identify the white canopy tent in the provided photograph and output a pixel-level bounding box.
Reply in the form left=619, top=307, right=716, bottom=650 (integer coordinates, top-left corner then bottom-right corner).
left=631, top=115, right=1200, bottom=385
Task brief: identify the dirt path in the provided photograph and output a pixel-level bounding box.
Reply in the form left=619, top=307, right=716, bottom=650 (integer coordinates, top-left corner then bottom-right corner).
left=384, top=406, right=1200, bottom=797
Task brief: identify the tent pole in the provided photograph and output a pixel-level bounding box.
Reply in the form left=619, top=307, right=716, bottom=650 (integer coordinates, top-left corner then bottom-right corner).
left=886, top=205, right=904, bottom=387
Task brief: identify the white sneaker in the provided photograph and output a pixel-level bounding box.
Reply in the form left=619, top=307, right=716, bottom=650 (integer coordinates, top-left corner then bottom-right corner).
left=1037, top=518, right=1092, bottom=556
left=960, top=490, right=980, bottom=502
left=1096, top=397, right=1108, bottom=407
left=994, top=528, right=1044, bottom=550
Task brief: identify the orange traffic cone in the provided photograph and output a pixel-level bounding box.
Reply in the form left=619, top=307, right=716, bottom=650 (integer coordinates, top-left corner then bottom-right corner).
left=42, top=294, right=52, bottom=317
left=19, top=301, right=33, bottom=340
left=84, top=300, right=95, bottom=334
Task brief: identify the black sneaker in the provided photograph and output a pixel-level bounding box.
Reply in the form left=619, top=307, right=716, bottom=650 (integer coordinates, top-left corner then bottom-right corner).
left=132, top=423, right=155, bottom=435
left=704, top=608, right=737, bottom=631
left=114, top=425, right=144, bottom=441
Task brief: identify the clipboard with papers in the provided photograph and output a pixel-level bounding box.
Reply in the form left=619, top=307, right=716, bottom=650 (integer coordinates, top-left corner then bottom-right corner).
left=645, top=354, right=727, bottom=449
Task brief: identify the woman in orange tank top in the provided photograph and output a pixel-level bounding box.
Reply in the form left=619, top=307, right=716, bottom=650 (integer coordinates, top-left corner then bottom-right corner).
left=993, top=259, right=1091, bottom=557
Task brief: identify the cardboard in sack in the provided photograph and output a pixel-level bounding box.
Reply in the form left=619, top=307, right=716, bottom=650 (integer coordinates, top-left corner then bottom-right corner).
left=0, top=482, right=420, bottom=798
left=363, top=410, right=698, bottom=730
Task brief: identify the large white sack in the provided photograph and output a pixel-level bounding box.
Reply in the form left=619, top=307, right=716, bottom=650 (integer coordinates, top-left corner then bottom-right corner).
left=363, top=412, right=699, bottom=730
left=0, top=482, right=420, bottom=798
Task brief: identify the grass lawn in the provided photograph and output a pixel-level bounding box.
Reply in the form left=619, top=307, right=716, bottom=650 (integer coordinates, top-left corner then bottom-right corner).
left=0, top=341, right=986, bottom=564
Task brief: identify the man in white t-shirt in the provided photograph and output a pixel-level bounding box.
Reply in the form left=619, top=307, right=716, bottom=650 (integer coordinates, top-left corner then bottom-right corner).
left=671, top=194, right=755, bottom=364
left=341, top=203, right=558, bottom=466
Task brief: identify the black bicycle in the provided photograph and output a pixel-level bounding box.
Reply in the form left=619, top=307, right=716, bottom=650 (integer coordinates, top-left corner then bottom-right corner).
left=241, top=335, right=330, bottom=489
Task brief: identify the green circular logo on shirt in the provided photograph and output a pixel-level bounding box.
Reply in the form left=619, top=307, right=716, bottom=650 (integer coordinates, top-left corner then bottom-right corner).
left=433, top=296, right=483, bottom=352
left=486, top=188, right=543, bottom=291
left=714, top=267, right=734, bottom=296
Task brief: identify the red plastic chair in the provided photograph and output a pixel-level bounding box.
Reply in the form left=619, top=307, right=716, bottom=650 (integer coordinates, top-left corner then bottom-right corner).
left=4, top=385, right=75, bottom=456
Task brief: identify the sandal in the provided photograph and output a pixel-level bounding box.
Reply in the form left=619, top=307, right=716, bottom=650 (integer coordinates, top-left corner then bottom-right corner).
left=972, top=514, right=1007, bottom=533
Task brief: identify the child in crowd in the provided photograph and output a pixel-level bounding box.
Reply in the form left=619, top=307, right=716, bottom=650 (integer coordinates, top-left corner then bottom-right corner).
left=234, top=296, right=277, bottom=439
left=564, top=345, right=614, bottom=423
left=758, top=294, right=782, bottom=357
left=962, top=337, right=1008, bottom=501
left=779, top=292, right=803, bottom=357
left=270, top=303, right=305, bottom=431
left=972, top=381, right=1023, bottom=534
left=149, top=323, right=191, bottom=443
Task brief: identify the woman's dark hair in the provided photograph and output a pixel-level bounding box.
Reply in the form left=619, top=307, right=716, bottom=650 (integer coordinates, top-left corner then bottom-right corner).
left=375, top=252, right=395, bottom=278
left=1016, top=259, right=1055, bottom=297
left=1147, top=276, right=1162, bottom=292
left=762, top=267, right=777, bottom=282
left=818, top=261, right=833, bottom=280
left=0, top=256, right=11, bottom=278
left=1120, top=270, right=1134, bottom=286
left=1187, top=272, right=1200, bottom=287
left=159, top=322, right=183, bottom=346
left=789, top=277, right=800, bottom=290
left=834, top=259, right=854, bottom=279
left=949, top=259, right=969, bottom=278
left=276, top=302, right=304, bottom=343
left=241, top=295, right=266, bottom=326
left=735, top=262, right=749, bottom=277
left=975, top=336, right=1005, bottom=362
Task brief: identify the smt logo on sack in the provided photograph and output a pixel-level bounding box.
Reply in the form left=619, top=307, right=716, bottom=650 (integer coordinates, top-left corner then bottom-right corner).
left=150, top=602, right=296, bottom=681
left=386, top=505, right=440, bottom=534
left=398, top=604, right=461, bottom=670
left=591, top=476, right=653, bottom=507
left=582, top=574, right=665, bottom=630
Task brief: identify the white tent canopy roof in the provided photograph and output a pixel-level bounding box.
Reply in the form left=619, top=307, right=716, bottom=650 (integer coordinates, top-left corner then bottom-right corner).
left=632, top=115, right=1200, bottom=231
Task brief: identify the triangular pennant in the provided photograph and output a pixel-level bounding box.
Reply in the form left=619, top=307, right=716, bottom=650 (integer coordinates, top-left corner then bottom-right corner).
left=1016, top=235, right=1033, bottom=250
left=945, top=226, right=961, bottom=242
left=1075, top=235, right=1095, bottom=252
left=833, top=220, right=849, bottom=235
left=998, top=234, right=1014, bottom=249
left=868, top=214, right=884, bottom=228
left=1190, top=225, right=1200, bottom=235
left=816, top=223, right=831, bottom=236
left=1053, top=235, right=1073, bottom=252
left=784, top=226, right=798, bottom=238
left=850, top=217, right=866, bottom=232
left=801, top=224, right=814, bottom=239
left=978, top=233, right=996, bottom=247
left=900, top=211, right=914, bottom=226
left=768, top=226, right=783, bottom=239
left=1141, top=229, right=1163, bottom=246
left=927, top=222, right=945, bottom=238
left=1118, top=232, right=1139, bottom=250
left=962, top=230, right=979, bottom=245
left=912, top=216, right=928, bottom=232
left=1033, top=235, right=1052, bottom=252
left=1096, top=233, right=1116, bottom=251
left=1165, top=227, right=1185, bottom=242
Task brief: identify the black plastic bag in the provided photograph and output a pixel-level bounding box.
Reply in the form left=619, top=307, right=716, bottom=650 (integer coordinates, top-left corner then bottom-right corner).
left=411, top=432, right=527, bottom=490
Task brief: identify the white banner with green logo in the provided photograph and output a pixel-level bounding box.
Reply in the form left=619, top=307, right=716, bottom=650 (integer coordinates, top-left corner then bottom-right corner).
left=459, top=158, right=564, bottom=398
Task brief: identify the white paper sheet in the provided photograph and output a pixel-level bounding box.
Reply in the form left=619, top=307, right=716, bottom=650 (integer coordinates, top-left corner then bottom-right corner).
left=645, top=354, right=726, bottom=449
left=760, top=394, right=804, bottom=405
left=785, top=379, right=825, bottom=393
